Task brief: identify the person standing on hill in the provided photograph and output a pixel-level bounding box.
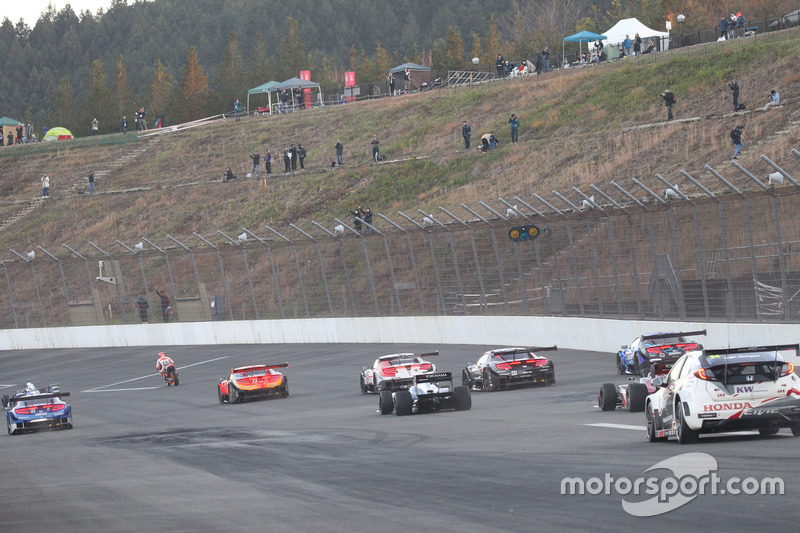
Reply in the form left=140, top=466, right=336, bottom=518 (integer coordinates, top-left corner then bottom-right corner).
left=623, top=35, right=632, bottom=57
left=508, top=114, right=519, bottom=143
left=88, top=171, right=95, bottom=194
left=718, top=18, right=729, bottom=40
left=728, top=80, right=740, bottom=110
left=289, top=144, right=298, bottom=170
left=371, top=135, right=380, bottom=162
left=730, top=125, right=744, bottom=159
left=661, top=89, right=676, bottom=121
left=264, top=149, right=272, bottom=175
left=121, top=115, right=128, bottom=133
left=41, top=174, right=50, bottom=198
left=91, top=118, right=99, bottom=136
left=404, top=67, right=413, bottom=91
left=349, top=208, right=363, bottom=234
left=462, top=121, right=472, bottom=149
left=335, top=140, right=344, bottom=166
left=388, top=72, right=396, bottom=96
left=250, top=152, right=260, bottom=178
left=360, top=207, right=373, bottom=234
left=136, top=292, right=149, bottom=323
left=633, top=34, right=642, bottom=55
left=298, top=144, right=307, bottom=170
left=234, top=98, right=243, bottom=121
left=496, top=53, right=505, bottom=78
left=283, top=145, right=291, bottom=173
left=155, top=288, right=171, bottom=322
left=542, top=47, right=551, bottom=71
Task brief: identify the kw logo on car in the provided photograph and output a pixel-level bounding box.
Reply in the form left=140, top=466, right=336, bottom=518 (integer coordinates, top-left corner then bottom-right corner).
left=735, top=385, right=755, bottom=393
left=702, top=402, right=753, bottom=412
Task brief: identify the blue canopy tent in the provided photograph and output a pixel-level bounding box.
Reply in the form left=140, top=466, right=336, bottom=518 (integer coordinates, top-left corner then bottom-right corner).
left=563, top=31, right=608, bottom=64
left=247, top=80, right=280, bottom=115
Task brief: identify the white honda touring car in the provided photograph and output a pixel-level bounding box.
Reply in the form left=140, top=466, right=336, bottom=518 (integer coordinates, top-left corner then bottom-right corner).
left=646, top=344, right=800, bottom=444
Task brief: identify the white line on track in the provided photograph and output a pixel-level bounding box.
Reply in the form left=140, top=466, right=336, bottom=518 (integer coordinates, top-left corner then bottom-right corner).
left=0, top=384, right=17, bottom=390
left=585, top=423, right=646, bottom=431
left=82, top=356, right=229, bottom=393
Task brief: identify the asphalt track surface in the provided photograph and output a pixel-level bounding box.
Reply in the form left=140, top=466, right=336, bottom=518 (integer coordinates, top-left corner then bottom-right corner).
left=1, top=343, right=798, bottom=532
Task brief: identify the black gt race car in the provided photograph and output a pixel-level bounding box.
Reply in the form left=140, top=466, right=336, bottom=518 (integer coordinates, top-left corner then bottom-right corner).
left=616, top=330, right=705, bottom=377
left=462, top=346, right=557, bottom=391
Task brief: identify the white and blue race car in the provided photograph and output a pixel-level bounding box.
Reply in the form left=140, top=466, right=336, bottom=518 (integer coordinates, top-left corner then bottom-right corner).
left=378, top=372, right=471, bottom=416
left=3, top=382, right=73, bottom=435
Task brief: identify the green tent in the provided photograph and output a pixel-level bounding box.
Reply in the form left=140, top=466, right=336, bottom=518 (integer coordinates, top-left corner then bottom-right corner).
left=247, top=80, right=280, bottom=116
left=0, top=116, right=22, bottom=127
left=0, top=116, right=22, bottom=145
left=43, top=127, right=74, bottom=141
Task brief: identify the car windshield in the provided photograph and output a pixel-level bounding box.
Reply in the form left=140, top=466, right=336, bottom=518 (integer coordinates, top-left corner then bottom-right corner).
left=644, top=336, right=685, bottom=347
left=390, top=358, right=421, bottom=366
left=234, top=369, right=270, bottom=379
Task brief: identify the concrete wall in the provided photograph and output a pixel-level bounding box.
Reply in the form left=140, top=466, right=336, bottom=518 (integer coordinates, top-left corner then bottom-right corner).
left=1, top=316, right=799, bottom=360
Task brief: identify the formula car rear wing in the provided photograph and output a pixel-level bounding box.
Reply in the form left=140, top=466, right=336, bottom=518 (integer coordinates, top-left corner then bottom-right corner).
left=642, top=330, right=706, bottom=342
left=7, top=392, right=70, bottom=405
left=414, top=372, right=452, bottom=384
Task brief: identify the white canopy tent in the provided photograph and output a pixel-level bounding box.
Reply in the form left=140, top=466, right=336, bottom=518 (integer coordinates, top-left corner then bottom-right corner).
left=602, top=17, right=670, bottom=48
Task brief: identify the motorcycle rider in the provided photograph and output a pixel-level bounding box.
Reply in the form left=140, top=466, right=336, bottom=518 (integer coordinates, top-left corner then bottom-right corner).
left=155, top=352, right=175, bottom=383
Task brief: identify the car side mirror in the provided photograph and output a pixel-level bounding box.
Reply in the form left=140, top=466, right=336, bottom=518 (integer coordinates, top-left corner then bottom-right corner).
left=621, top=345, right=628, bottom=350
left=651, top=377, right=665, bottom=388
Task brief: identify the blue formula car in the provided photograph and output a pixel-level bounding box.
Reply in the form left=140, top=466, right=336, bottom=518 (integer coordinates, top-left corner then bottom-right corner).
left=2, top=382, right=73, bottom=435
left=615, top=330, right=706, bottom=377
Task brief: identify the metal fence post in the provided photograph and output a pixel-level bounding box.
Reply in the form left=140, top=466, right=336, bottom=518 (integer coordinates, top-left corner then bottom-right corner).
left=9, top=248, right=46, bottom=326
left=89, top=241, right=127, bottom=323
left=439, top=206, right=487, bottom=314
left=218, top=230, right=258, bottom=319
left=62, top=244, right=95, bottom=295
left=377, top=214, right=424, bottom=315
left=419, top=210, right=466, bottom=314
left=461, top=204, right=509, bottom=314
left=264, top=225, right=309, bottom=318
left=0, top=262, right=18, bottom=328
left=242, top=228, right=285, bottom=319
left=609, top=183, right=647, bottom=318
left=141, top=237, right=177, bottom=315
left=192, top=233, right=234, bottom=320
left=589, top=185, right=625, bottom=318
left=358, top=218, right=402, bottom=315
left=291, top=224, right=334, bottom=317
left=399, top=211, right=445, bottom=314
left=36, top=246, right=69, bottom=306
left=334, top=218, right=380, bottom=316
left=116, top=240, right=153, bottom=322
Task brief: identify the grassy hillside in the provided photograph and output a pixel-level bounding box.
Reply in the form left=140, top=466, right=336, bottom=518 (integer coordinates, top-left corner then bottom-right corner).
left=1, top=30, right=800, bottom=253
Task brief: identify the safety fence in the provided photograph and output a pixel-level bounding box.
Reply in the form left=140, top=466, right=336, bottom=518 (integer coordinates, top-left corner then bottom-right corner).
left=2, top=151, right=800, bottom=329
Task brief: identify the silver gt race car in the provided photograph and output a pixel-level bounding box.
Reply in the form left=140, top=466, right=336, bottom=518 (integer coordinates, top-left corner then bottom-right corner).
left=645, top=343, right=800, bottom=444
left=378, top=372, right=471, bottom=416
left=462, top=346, right=557, bottom=391
left=360, top=351, right=438, bottom=393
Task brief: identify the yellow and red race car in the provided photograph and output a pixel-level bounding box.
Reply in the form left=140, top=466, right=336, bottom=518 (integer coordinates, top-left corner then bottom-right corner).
left=218, top=363, right=289, bottom=404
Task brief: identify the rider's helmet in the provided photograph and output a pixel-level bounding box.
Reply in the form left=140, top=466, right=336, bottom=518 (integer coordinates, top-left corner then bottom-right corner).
left=158, top=352, right=166, bottom=358
left=25, top=381, right=36, bottom=394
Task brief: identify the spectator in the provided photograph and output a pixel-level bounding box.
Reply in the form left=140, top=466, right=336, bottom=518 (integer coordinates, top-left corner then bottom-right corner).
left=7, top=132, right=13, bottom=146
left=542, top=47, right=551, bottom=71
left=508, top=114, right=519, bottom=143
left=594, top=40, right=604, bottom=55
left=335, top=140, right=344, bottom=166
left=718, top=18, right=729, bottom=40
left=16, top=123, right=23, bottom=143
left=134, top=109, right=141, bottom=132
left=371, top=135, right=380, bottom=162
left=234, top=98, right=243, bottom=121
left=91, top=118, right=99, bottom=136
left=404, top=67, right=413, bottom=91
left=633, top=34, right=642, bottom=55
left=41, top=174, right=50, bottom=197
left=768, top=89, right=780, bottom=106
left=136, top=292, right=149, bottom=323
left=728, top=80, right=740, bottom=111
left=730, top=125, right=744, bottom=159
left=661, top=89, right=676, bottom=121
left=736, top=14, right=747, bottom=39
left=138, top=107, right=147, bottom=131
left=461, top=121, right=472, bottom=149
left=388, top=72, right=396, bottom=95
left=250, top=152, right=260, bottom=178
left=623, top=35, right=632, bottom=57
left=490, top=132, right=498, bottom=150
left=224, top=167, right=237, bottom=182
left=360, top=207, right=373, bottom=234
left=727, top=16, right=736, bottom=39
left=496, top=53, right=505, bottom=78
left=279, top=90, right=289, bottom=113
left=264, top=149, right=272, bottom=175
left=121, top=115, right=128, bottom=133
left=283, top=145, right=291, bottom=173
left=289, top=144, right=298, bottom=171
left=298, top=144, right=307, bottom=170
left=88, top=171, right=95, bottom=194
left=26, top=123, right=32, bottom=141
left=535, top=50, right=543, bottom=74
left=349, top=208, right=363, bottom=234
left=155, top=289, right=171, bottom=323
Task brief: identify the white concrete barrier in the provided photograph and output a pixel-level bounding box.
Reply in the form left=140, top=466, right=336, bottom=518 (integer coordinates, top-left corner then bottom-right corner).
left=1, top=317, right=799, bottom=360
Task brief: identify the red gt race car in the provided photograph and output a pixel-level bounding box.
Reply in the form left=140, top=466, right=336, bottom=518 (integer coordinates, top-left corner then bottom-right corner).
left=218, top=363, right=289, bottom=404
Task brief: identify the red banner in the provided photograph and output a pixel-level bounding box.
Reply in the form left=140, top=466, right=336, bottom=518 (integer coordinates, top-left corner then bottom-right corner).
left=299, top=70, right=311, bottom=108
left=344, top=71, right=355, bottom=102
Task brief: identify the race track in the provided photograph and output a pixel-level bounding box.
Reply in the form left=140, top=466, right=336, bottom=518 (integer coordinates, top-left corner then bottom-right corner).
left=1, top=344, right=797, bottom=532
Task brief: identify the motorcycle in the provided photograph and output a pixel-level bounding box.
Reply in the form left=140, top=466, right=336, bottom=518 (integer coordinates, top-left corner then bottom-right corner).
left=162, top=364, right=180, bottom=386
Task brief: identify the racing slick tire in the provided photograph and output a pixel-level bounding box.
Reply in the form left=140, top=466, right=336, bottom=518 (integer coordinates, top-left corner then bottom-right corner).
left=379, top=390, right=394, bottom=415
left=228, top=384, right=240, bottom=404
left=482, top=369, right=498, bottom=392
left=616, top=354, right=626, bottom=375
left=454, top=386, right=472, bottom=411
left=218, top=386, right=226, bottom=404
left=7, top=422, right=17, bottom=435
left=646, top=403, right=667, bottom=442
left=676, top=399, right=699, bottom=444
left=791, top=424, right=800, bottom=437
left=1, top=394, right=8, bottom=408
left=626, top=383, right=648, bottom=413
left=546, top=364, right=556, bottom=385
left=280, top=377, right=289, bottom=398
left=360, top=375, right=368, bottom=394
left=461, top=369, right=473, bottom=389
left=168, top=367, right=179, bottom=386
left=599, top=383, right=617, bottom=411
left=759, top=427, right=780, bottom=436
left=394, top=391, right=413, bottom=416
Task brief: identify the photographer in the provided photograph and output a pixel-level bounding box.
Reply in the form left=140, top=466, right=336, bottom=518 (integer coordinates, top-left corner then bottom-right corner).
left=660, top=89, right=676, bottom=121
left=730, top=125, right=744, bottom=160
left=349, top=208, right=363, bottom=234
left=249, top=152, right=260, bottom=178
left=728, top=81, right=740, bottom=111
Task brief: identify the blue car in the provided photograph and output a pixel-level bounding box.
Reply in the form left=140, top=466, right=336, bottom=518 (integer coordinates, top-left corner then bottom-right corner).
left=616, top=330, right=706, bottom=377
left=3, top=383, right=73, bottom=435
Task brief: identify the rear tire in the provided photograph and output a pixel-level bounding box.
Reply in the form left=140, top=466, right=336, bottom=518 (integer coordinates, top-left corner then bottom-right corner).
left=599, top=383, right=617, bottom=411
left=627, top=383, right=648, bottom=413
left=759, top=427, right=780, bottom=436
left=169, top=367, right=179, bottom=386
left=379, top=390, right=394, bottom=415
left=791, top=424, right=800, bottom=437
left=646, top=403, right=666, bottom=442
left=394, top=391, right=413, bottom=416
left=483, top=369, right=497, bottom=392
left=1, top=394, right=8, bottom=408
left=229, top=384, right=240, bottom=404
left=218, top=386, right=225, bottom=404
left=280, top=377, right=289, bottom=398
left=454, top=386, right=472, bottom=411
left=461, top=369, right=472, bottom=389
left=360, top=375, right=367, bottom=394
left=616, top=354, right=626, bottom=374
left=676, top=400, right=698, bottom=444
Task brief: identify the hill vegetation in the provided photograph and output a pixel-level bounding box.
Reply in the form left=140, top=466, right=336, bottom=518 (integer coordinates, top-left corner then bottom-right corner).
left=0, top=30, right=799, bottom=255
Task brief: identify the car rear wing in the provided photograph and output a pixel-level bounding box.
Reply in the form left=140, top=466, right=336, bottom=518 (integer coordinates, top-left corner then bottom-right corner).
left=704, top=344, right=799, bottom=358
left=378, top=351, right=438, bottom=361
left=414, top=372, right=452, bottom=384
left=231, top=362, right=288, bottom=374
left=642, top=330, right=706, bottom=341
left=7, top=392, right=70, bottom=405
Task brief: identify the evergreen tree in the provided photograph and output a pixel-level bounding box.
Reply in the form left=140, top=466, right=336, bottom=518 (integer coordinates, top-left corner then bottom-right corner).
left=247, top=31, right=273, bottom=88
left=374, top=42, right=392, bottom=78
left=485, top=15, right=502, bottom=65
left=83, top=59, right=111, bottom=135
left=213, top=32, right=246, bottom=113
left=114, top=55, right=134, bottom=121
left=275, top=18, right=309, bottom=80
left=445, top=26, right=465, bottom=69
left=147, top=59, right=173, bottom=119
left=471, top=32, right=482, bottom=63
left=175, top=46, right=209, bottom=123
left=51, top=75, right=77, bottom=132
